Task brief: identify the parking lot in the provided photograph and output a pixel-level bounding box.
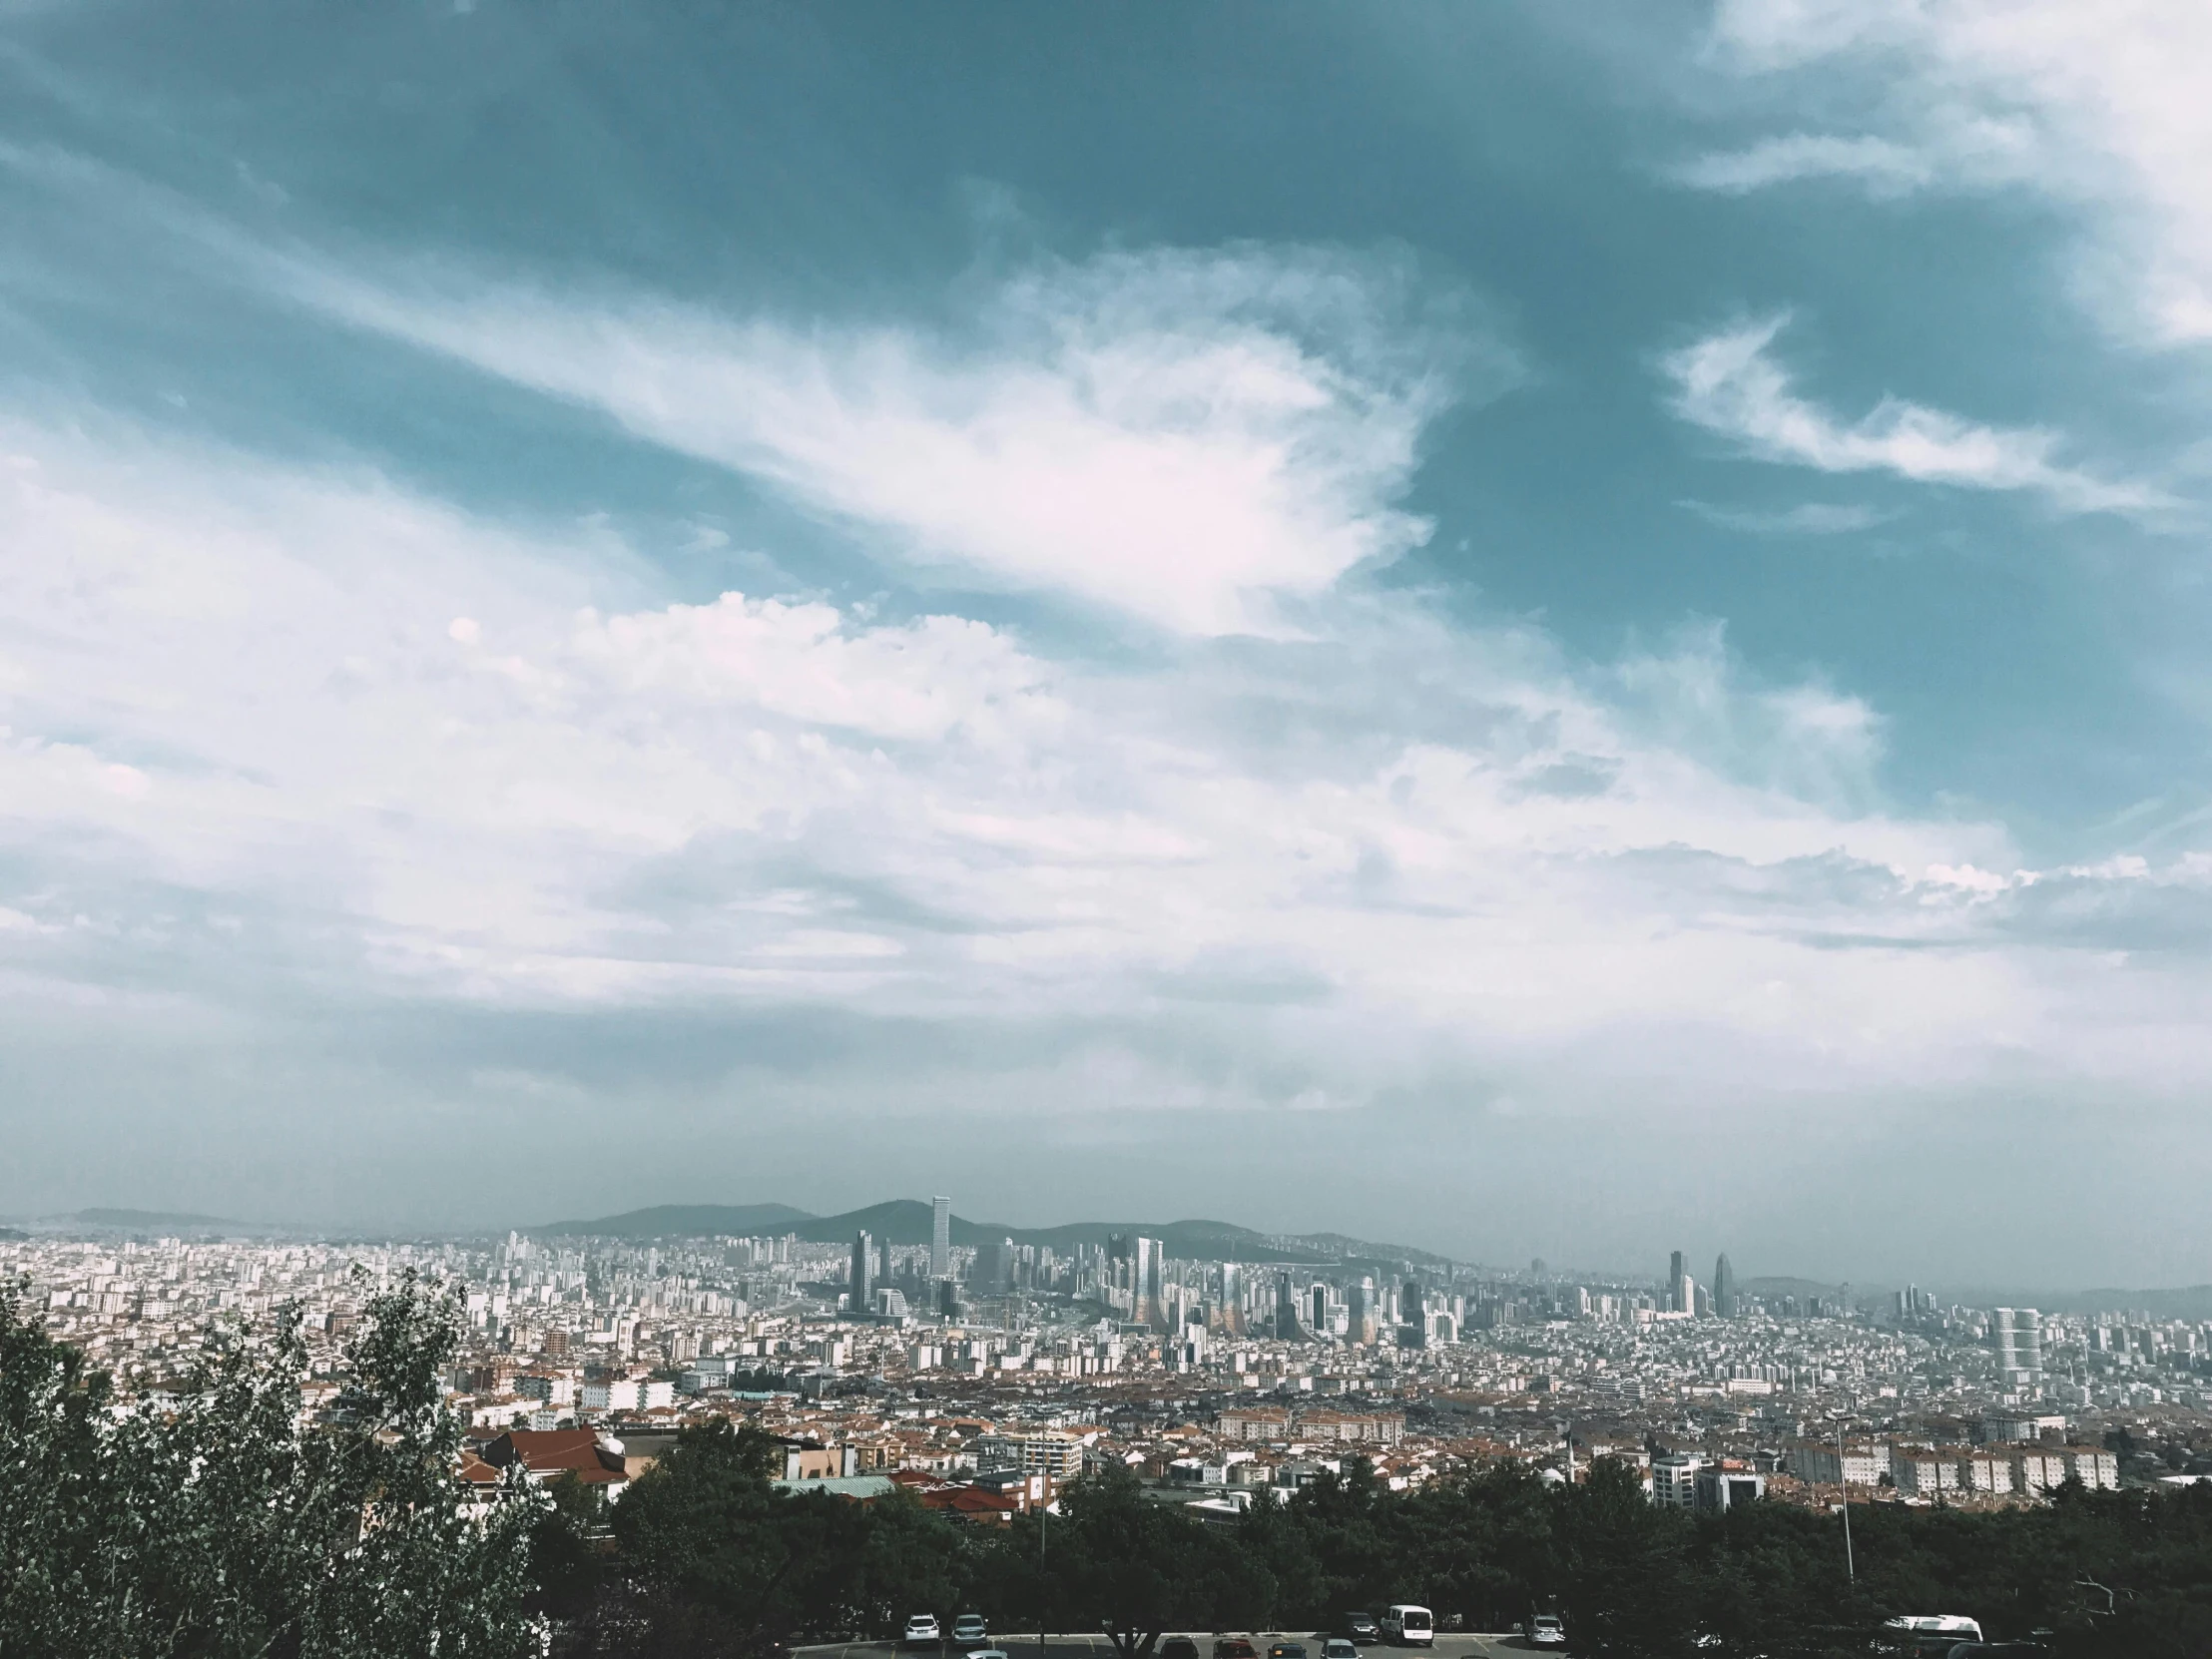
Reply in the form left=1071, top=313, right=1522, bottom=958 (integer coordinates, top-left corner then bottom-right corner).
left=797, top=1635, right=1534, bottom=1659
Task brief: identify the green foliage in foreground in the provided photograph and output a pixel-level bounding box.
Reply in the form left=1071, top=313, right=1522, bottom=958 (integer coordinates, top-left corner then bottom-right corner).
left=11, top=1291, right=2212, bottom=1659
left=547, top=1435, right=2212, bottom=1659
left=0, top=1273, right=542, bottom=1659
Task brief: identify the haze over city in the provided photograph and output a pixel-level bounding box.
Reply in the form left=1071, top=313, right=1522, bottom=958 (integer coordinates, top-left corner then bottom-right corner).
left=7, top=2, right=2212, bottom=1292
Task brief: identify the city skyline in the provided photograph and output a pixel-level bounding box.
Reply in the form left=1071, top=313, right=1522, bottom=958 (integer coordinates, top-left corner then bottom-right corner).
left=6, top=1188, right=2208, bottom=1308
left=5, top=4, right=2212, bottom=1285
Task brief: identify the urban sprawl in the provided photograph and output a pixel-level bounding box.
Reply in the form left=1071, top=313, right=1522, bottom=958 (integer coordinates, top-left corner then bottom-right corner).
left=10, top=1201, right=2203, bottom=1517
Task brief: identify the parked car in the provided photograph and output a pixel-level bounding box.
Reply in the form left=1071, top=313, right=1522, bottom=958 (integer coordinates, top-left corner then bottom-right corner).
left=1381, top=1608, right=1433, bottom=1649
left=1324, top=1639, right=1361, bottom=1659
left=1269, top=1643, right=1308, bottom=1659
left=1525, top=1614, right=1567, bottom=1649
left=1885, top=1617, right=1982, bottom=1654
left=904, top=1615, right=941, bottom=1649
left=952, top=1616, right=989, bottom=1647
left=1346, top=1615, right=1381, bottom=1644
left=1162, top=1640, right=1202, bottom=1659
left=1215, top=1641, right=1260, bottom=1659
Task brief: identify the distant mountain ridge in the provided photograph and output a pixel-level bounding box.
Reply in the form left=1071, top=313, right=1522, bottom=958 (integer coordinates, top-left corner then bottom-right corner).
left=534, top=1198, right=1408, bottom=1265
left=535, top=1203, right=816, bottom=1239
left=70, top=1208, right=266, bottom=1232
left=1980, top=1285, right=2212, bottom=1320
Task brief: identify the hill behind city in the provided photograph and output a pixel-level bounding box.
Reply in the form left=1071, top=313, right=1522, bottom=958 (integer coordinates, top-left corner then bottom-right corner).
left=535, top=1198, right=1413, bottom=1265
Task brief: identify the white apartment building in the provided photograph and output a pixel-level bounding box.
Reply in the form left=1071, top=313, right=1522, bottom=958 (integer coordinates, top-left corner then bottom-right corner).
left=2064, top=1447, right=2120, bottom=1489
left=2014, top=1448, right=2071, bottom=1494
left=1789, top=1443, right=1890, bottom=1487
left=971, top=1430, right=1087, bottom=1478
left=580, top=1378, right=674, bottom=1413
left=1651, top=1452, right=1705, bottom=1508
left=1890, top=1446, right=1965, bottom=1496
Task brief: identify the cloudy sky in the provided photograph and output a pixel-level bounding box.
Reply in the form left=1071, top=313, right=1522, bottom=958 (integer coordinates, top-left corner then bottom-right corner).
left=4, top=2, right=2211, bottom=1287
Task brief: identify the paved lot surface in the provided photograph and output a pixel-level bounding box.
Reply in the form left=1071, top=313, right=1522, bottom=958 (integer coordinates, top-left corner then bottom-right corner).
left=800, top=1636, right=1534, bottom=1659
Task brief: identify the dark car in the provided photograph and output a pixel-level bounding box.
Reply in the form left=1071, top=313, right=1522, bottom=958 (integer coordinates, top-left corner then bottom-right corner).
left=1215, top=1642, right=1258, bottom=1659
left=1346, top=1617, right=1381, bottom=1645
left=1162, top=1642, right=1201, bottom=1659
left=1269, top=1644, right=1308, bottom=1659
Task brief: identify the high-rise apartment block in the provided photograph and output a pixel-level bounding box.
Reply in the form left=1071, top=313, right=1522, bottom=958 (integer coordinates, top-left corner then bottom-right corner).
left=850, top=1230, right=875, bottom=1309
left=1133, top=1236, right=1165, bottom=1331
left=1995, top=1308, right=2044, bottom=1390
left=1349, top=1276, right=1378, bottom=1345
left=930, top=1196, right=951, bottom=1281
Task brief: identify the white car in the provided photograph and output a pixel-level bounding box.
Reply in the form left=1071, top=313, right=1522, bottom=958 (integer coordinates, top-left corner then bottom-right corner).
left=905, top=1616, right=942, bottom=1649
left=1525, top=1614, right=1566, bottom=1649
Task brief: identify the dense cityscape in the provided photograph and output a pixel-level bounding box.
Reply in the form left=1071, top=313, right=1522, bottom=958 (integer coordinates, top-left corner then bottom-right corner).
left=8, top=1196, right=2204, bottom=1523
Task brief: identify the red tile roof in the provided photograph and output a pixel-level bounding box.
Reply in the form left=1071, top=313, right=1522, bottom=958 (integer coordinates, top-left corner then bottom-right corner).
left=479, top=1428, right=629, bottom=1486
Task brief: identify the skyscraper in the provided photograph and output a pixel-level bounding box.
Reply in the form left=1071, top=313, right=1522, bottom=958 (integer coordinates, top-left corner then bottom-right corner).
left=1668, top=1250, right=1694, bottom=1315
left=1133, top=1236, right=1165, bottom=1330
left=851, top=1230, right=875, bottom=1310
left=1275, top=1271, right=1303, bottom=1340
left=1713, top=1253, right=1736, bottom=1318
left=1219, top=1262, right=1246, bottom=1337
left=1995, top=1308, right=2044, bottom=1390
left=930, top=1195, right=951, bottom=1280
left=1349, top=1276, right=1377, bottom=1345
left=974, top=1236, right=1014, bottom=1293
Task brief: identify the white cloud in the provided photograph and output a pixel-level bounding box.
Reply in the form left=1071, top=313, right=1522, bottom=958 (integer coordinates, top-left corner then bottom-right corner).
left=251, top=242, right=1504, bottom=637
left=11, top=408, right=2212, bottom=1118
left=1705, top=0, right=2212, bottom=344
left=12, top=396, right=2212, bottom=1267
left=1672, top=132, right=1935, bottom=195
left=1679, top=499, right=1898, bottom=534
left=1662, top=314, right=2160, bottom=512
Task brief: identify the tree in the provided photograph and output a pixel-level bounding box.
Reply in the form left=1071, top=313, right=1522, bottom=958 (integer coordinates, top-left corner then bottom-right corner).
left=1553, top=1458, right=1699, bottom=1659
left=1046, top=1464, right=1224, bottom=1657
left=0, top=1269, right=543, bottom=1659
left=607, top=1417, right=839, bottom=1655
left=0, top=1276, right=117, bottom=1656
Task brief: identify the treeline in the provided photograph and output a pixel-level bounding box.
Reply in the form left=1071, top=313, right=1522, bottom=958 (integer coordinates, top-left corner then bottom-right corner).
left=7, top=1275, right=2212, bottom=1659
left=553, top=1425, right=2212, bottom=1659
left=0, top=1274, right=539, bottom=1658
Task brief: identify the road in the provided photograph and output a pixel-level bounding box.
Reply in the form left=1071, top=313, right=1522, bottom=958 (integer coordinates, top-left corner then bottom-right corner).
left=799, top=1637, right=1535, bottom=1659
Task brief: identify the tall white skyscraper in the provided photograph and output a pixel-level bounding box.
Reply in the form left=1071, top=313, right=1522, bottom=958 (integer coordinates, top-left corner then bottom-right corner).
left=930, top=1195, right=951, bottom=1280
left=1995, top=1308, right=2044, bottom=1389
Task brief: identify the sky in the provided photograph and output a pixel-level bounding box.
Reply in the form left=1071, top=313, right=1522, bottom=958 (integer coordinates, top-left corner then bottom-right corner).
left=3, top=1, right=2211, bottom=1288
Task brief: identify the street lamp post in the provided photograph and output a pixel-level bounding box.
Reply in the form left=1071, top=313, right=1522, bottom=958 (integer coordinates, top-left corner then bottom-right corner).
left=1831, top=1413, right=1856, bottom=1585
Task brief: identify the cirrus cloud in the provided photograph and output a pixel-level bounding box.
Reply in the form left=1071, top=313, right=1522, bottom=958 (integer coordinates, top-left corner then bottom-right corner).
left=1662, top=313, right=2162, bottom=513
left=1702, top=0, right=2212, bottom=345
left=255, top=240, right=1513, bottom=638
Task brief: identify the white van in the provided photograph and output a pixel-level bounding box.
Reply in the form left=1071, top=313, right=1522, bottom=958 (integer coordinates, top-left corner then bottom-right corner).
left=1883, top=1616, right=1982, bottom=1652
left=1380, top=1606, right=1432, bottom=1647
